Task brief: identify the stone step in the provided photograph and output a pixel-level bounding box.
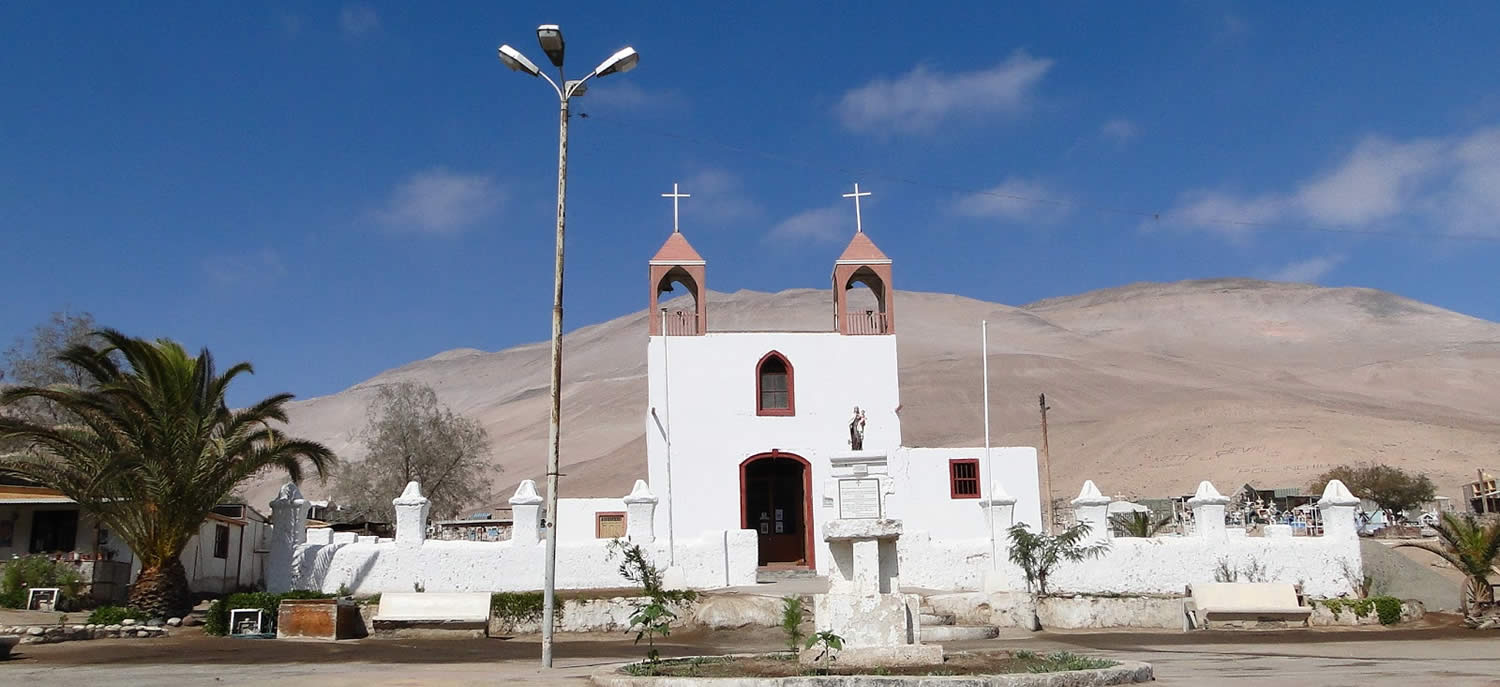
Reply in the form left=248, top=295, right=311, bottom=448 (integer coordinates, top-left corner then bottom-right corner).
left=919, top=613, right=955, bottom=626
left=755, top=568, right=819, bottom=584
left=920, top=624, right=1000, bottom=642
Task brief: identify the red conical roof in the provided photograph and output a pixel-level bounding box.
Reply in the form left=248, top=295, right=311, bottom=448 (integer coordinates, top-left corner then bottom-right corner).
left=650, top=232, right=704, bottom=263
left=836, top=232, right=890, bottom=262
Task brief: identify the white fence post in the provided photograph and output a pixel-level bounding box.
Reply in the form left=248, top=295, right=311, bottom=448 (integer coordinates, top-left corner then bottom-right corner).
left=509, top=480, right=544, bottom=543
left=623, top=480, right=658, bottom=544
left=1317, top=479, right=1361, bottom=539
left=393, top=481, right=430, bottom=549
left=1187, top=481, right=1229, bottom=539
left=268, top=482, right=308, bottom=593
left=1071, top=480, right=1112, bottom=544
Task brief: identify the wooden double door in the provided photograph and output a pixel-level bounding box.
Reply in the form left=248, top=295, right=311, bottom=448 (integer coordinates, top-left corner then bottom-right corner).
left=740, top=453, right=813, bottom=568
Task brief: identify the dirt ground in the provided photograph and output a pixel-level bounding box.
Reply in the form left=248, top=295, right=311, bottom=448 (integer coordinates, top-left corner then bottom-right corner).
left=4, top=617, right=1499, bottom=686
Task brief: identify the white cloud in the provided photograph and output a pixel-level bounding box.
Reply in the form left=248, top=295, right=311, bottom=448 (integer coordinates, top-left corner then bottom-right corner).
left=1100, top=118, right=1139, bottom=145
left=836, top=52, right=1053, bottom=134
left=767, top=205, right=847, bottom=243
left=376, top=168, right=502, bottom=236
left=675, top=169, right=760, bottom=226
left=1161, top=125, right=1500, bottom=240
left=204, top=248, right=287, bottom=286
left=339, top=4, right=379, bottom=37
left=1267, top=255, right=1344, bottom=283
left=584, top=81, right=686, bottom=112
left=953, top=178, right=1071, bottom=224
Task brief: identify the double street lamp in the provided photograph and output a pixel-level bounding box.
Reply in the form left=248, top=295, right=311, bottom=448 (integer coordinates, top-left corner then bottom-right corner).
left=496, top=25, right=639, bottom=669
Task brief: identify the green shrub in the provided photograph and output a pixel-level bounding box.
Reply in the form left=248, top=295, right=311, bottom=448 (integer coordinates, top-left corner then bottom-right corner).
left=490, top=591, right=548, bottom=629
left=0, top=555, right=85, bottom=609
left=204, top=590, right=334, bottom=636
left=88, top=605, right=147, bottom=625
left=1373, top=596, right=1403, bottom=625
left=780, top=595, right=805, bottom=651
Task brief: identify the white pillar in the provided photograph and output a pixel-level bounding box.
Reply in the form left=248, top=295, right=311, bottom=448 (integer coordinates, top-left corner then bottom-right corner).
left=510, top=480, right=544, bottom=543
left=1317, top=479, right=1361, bottom=540
left=267, top=482, right=308, bottom=594
left=1070, top=480, right=1111, bottom=544
left=1187, top=480, right=1229, bottom=539
left=622, top=480, right=658, bottom=544
left=393, top=481, right=430, bottom=549
left=979, top=481, right=1018, bottom=532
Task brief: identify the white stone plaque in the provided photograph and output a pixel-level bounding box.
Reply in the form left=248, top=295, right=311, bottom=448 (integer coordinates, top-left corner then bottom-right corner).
left=837, top=478, right=882, bottom=519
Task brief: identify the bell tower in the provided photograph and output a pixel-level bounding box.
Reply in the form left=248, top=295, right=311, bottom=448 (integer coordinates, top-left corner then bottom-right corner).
left=832, top=183, right=894, bottom=335
left=648, top=183, right=707, bottom=336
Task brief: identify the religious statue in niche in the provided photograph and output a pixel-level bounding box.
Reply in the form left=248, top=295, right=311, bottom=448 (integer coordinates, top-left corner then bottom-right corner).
left=848, top=406, right=867, bottom=450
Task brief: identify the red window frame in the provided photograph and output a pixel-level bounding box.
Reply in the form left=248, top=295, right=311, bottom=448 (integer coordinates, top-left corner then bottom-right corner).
left=949, top=459, right=981, bottom=499
left=755, top=351, right=795, bottom=416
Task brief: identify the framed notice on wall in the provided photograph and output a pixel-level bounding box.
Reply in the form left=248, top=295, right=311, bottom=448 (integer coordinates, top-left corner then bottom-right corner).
left=837, top=478, right=882, bottom=519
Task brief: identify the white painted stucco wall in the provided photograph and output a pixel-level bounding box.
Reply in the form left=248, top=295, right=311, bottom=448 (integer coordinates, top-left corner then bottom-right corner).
left=555, top=498, right=626, bottom=542
left=647, top=332, right=900, bottom=574
left=889, top=447, right=1042, bottom=536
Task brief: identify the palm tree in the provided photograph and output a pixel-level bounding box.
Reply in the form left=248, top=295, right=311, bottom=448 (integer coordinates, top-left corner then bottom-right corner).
left=1395, top=512, right=1500, bottom=615
left=1109, top=511, right=1173, bottom=538
left=0, top=330, right=334, bottom=617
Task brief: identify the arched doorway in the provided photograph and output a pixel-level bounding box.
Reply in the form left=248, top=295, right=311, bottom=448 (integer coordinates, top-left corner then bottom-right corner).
left=739, top=452, right=814, bottom=568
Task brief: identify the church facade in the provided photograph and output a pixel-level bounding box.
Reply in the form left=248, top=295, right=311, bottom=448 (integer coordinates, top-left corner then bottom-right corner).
left=641, top=223, right=1043, bottom=575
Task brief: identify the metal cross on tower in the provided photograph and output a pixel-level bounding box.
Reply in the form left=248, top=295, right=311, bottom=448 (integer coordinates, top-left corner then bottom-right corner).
left=842, top=182, right=872, bottom=233
left=661, top=182, right=691, bottom=233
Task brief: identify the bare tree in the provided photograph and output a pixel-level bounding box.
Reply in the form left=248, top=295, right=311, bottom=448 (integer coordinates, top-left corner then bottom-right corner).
left=1, top=311, right=102, bottom=428
left=332, top=382, right=495, bottom=523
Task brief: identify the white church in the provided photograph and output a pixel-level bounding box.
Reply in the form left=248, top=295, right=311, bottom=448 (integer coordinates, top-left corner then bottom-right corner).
left=637, top=187, right=1042, bottom=575
left=270, top=185, right=1364, bottom=600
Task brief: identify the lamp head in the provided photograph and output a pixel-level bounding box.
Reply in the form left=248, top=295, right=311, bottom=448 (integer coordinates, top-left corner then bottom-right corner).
left=593, top=46, right=639, bottom=78
left=497, top=44, right=542, bottom=77
left=535, top=24, right=565, bottom=67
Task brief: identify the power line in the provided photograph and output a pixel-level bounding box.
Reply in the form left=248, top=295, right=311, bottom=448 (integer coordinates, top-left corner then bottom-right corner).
left=576, top=113, right=1500, bottom=244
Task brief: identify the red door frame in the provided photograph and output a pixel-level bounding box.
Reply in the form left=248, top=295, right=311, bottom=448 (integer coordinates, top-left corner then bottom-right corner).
left=739, top=450, right=816, bottom=569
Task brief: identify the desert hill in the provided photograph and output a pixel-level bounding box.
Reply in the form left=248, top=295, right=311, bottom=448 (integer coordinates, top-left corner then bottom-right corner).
left=255, top=279, right=1500, bottom=513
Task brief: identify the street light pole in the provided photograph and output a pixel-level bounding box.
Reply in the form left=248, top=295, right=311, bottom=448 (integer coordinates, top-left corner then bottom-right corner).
left=497, top=26, right=638, bottom=669
left=541, top=92, right=569, bottom=671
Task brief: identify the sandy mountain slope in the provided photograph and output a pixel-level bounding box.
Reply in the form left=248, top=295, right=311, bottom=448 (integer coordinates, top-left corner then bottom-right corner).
left=250, top=279, right=1500, bottom=513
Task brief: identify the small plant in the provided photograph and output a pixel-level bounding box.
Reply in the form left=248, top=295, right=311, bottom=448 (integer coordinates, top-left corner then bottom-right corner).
left=412, top=581, right=425, bottom=593
left=1024, top=650, right=1117, bottom=673
left=1109, top=511, right=1172, bottom=538
left=1213, top=558, right=1238, bottom=583
left=1013, top=649, right=1036, bottom=659
left=0, top=554, right=85, bottom=609
left=336, top=583, right=351, bottom=598
left=780, top=595, right=805, bottom=652
left=1006, top=523, right=1111, bottom=596
left=1240, top=559, right=1268, bottom=583
left=608, top=540, right=696, bottom=669
left=803, top=630, right=844, bottom=673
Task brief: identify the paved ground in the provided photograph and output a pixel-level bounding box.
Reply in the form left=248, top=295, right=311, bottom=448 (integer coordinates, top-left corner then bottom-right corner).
left=4, top=620, right=1497, bottom=686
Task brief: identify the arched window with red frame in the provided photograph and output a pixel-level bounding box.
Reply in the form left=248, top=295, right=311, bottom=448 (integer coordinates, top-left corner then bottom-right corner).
left=756, top=351, right=794, bottom=416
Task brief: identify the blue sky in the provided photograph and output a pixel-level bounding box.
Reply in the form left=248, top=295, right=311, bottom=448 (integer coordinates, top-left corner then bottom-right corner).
left=3, top=2, right=1498, bottom=405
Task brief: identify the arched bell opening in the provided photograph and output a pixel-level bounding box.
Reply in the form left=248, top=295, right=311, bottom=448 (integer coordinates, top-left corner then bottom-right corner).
left=650, top=265, right=705, bottom=335
left=843, top=266, right=888, bottom=335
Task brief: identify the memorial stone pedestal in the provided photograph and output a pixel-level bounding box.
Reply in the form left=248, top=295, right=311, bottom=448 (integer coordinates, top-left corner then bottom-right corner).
left=805, top=518, right=943, bottom=669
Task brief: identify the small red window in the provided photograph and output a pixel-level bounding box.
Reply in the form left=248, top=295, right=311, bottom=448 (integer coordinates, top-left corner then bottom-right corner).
left=949, top=459, right=980, bottom=499
left=756, top=351, right=794, bottom=416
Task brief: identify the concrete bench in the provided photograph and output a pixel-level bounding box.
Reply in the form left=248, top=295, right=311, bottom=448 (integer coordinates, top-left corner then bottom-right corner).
left=372, top=592, right=490, bottom=637
left=1184, top=583, right=1311, bottom=630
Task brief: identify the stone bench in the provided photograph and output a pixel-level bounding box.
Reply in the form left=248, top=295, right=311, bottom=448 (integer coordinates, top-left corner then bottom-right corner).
left=1184, top=583, right=1311, bottom=629
left=371, top=592, right=490, bottom=638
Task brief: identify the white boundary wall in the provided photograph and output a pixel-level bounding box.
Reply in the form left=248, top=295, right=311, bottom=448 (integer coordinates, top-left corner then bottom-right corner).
left=268, top=477, right=1362, bottom=599
left=268, top=480, right=757, bottom=595
left=896, top=478, right=1364, bottom=598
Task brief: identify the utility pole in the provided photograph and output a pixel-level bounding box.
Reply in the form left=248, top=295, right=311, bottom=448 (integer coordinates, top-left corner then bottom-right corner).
left=1038, top=393, right=1053, bottom=533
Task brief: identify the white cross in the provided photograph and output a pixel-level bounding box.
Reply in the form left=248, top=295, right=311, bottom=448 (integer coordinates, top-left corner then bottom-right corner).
left=661, top=182, right=691, bottom=233
left=842, top=182, right=872, bottom=234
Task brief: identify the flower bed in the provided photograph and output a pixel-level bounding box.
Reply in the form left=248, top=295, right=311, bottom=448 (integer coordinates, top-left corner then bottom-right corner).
left=592, top=651, right=1153, bottom=685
